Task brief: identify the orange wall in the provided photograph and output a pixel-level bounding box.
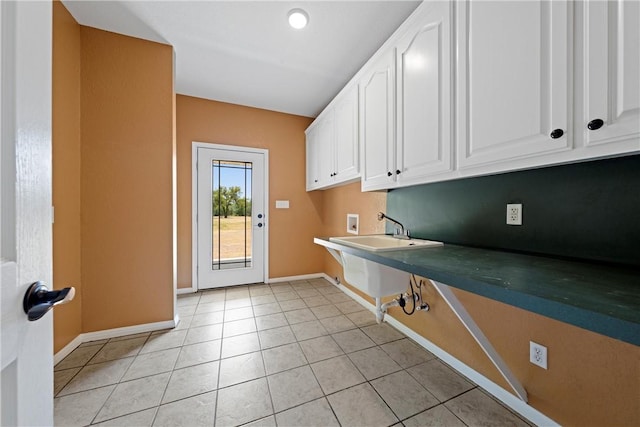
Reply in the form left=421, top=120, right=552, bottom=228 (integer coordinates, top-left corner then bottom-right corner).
left=320, top=184, right=640, bottom=426
left=52, top=0, right=82, bottom=353
left=394, top=286, right=640, bottom=427
left=176, top=95, right=320, bottom=288
left=321, top=182, right=385, bottom=294
left=80, top=27, right=175, bottom=331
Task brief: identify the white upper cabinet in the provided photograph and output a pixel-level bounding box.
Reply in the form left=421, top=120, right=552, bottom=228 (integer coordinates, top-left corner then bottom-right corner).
left=580, top=0, right=639, bottom=152
left=305, top=85, right=360, bottom=191
left=456, top=0, right=572, bottom=170
left=306, top=0, right=638, bottom=193
left=360, top=49, right=396, bottom=190
left=305, top=125, right=321, bottom=191
left=396, top=1, right=453, bottom=185
left=333, top=88, right=359, bottom=181
left=317, top=111, right=335, bottom=187
left=361, top=2, right=453, bottom=191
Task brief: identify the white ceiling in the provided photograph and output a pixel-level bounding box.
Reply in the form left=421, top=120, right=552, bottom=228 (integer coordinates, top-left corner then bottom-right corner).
left=62, top=1, right=421, bottom=118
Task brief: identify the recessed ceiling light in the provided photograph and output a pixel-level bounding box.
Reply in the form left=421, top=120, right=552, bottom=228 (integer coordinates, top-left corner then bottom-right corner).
left=288, top=9, right=309, bottom=29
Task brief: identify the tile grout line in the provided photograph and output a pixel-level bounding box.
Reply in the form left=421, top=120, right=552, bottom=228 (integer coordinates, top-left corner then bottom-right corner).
left=56, top=280, right=519, bottom=426
left=86, top=333, right=154, bottom=425
left=148, top=331, right=186, bottom=426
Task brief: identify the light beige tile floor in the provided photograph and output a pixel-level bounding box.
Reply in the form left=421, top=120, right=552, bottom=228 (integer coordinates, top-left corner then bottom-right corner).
left=54, top=278, right=531, bottom=427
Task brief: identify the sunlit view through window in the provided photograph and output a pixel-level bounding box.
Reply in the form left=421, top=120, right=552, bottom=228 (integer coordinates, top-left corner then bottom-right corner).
left=211, top=160, right=252, bottom=270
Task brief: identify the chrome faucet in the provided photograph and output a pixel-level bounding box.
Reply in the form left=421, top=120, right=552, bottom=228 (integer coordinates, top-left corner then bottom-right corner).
left=377, top=212, right=410, bottom=239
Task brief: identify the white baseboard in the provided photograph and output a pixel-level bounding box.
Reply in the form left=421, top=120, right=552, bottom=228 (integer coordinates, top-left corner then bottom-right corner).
left=327, top=276, right=559, bottom=427
left=385, top=317, right=559, bottom=427
left=53, top=334, right=84, bottom=366
left=267, top=273, right=325, bottom=284
left=178, top=273, right=326, bottom=290
left=54, top=316, right=179, bottom=366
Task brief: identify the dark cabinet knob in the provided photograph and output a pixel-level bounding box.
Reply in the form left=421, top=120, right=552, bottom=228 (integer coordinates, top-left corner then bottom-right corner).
left=395, top=169, right=401, bottom=175
left=257, top=214, right=263, bottom=219
left=587, top=119, right=604, bottom=130
left=257, top=223, right=263, bottom=228
left=550, top=129, right=564, bottom=139
left=387, top=171, right=392, bottom=177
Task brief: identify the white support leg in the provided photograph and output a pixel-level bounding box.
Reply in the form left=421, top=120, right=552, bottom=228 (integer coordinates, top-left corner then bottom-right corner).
left=375, top=297, right=383, bottom=323
left=429, top=279, right=528, bottom=402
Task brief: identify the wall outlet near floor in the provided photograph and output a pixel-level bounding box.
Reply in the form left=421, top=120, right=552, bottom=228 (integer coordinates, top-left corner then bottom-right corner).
left=530, top=341, right=548, bottom=369
left=506, top=203, right=522, bottom=225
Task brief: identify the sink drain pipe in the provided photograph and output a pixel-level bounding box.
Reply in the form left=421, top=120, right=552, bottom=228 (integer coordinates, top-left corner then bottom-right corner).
left=375, top=275, right=430, bottom=323
left=376, top=292, right=428, bottom=323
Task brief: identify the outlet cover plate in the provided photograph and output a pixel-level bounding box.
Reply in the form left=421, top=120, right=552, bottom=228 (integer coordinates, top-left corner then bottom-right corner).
left=530, top=341, right=548, bottom=369
left=507, top=203, right=522, bottom=225
left=347, top=213, right=359, bottom=235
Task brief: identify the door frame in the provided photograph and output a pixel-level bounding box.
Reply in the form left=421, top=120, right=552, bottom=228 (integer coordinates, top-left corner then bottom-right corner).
left=190, top=142, right=269, bottom=293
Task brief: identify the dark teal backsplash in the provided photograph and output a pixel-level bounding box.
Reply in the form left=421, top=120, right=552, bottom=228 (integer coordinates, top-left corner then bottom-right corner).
left=386, top=155, right=640, bottom=266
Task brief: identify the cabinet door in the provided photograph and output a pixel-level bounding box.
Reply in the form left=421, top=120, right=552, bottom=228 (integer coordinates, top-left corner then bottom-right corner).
left=396, top=2, right=453, bottom=185
left=305, top=126, right=321, bottom=191
left=360, top=49, right=396, bottom=191
left=317, top=113, right=335, bottom=186
left=456, top=0, right=572, bottom=169
left=582, top=0, right=639, bottom=150
left=334, top=88, right=359, bottom=181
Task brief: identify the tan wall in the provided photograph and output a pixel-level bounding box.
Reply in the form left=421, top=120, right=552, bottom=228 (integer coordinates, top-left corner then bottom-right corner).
left=321, top=182, right=385, bottom=298
left=387, top=285, right=640, bottom=427
left=176, top=95, right=320, bottom=288
left=52, top=0, right=82, bottom=353
left=320, top=185, right=640, bottom=426
left=80, top=27, right=175, bottom=332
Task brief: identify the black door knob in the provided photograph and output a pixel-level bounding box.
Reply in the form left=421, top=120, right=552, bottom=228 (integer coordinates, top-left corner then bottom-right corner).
left=587, top=119, right=604, bottom=130
left=387, top=171, right=392, bottom=177
left=550, top=129, right=564, bottom=139
left=23, top=281, right=75, bottom=321
left=396, top=169, right=401, bottom=175
left=257, top=223, right=263, bottom=228
left=257, top=214, right=263, bottom=219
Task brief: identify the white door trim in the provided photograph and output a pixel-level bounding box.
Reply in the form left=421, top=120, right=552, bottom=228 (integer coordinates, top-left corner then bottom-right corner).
left=191, top=142, right=269, bottom=292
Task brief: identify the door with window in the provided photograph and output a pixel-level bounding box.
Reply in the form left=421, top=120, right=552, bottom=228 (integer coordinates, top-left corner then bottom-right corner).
left=196, top=145, right=267, bottom=289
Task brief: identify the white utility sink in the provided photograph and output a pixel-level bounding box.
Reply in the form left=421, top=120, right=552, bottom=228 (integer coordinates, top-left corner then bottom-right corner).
left=315, top=235, right=443, bottom=322
left=329, top=235, right=443, bottom=252
left=324, top=235, right=442, bottom=299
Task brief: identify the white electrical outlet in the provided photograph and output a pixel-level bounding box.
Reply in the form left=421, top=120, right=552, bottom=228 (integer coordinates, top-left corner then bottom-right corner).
left=530, top=341, right=548, bottom=369
left=506, top=203, right=522, bottom=225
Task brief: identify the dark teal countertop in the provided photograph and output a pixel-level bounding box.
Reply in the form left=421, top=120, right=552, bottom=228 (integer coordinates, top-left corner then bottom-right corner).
left=315, top=237, right=640, bottom=346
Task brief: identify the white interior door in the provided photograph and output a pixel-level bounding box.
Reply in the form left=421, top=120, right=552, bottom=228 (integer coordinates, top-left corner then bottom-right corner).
left=196, top=145, right=267, bottom=289
left=1, top=1, right=54, bottom=425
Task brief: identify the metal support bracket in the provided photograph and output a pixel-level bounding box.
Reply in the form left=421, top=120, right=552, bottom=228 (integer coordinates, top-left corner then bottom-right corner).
left=325, top=247, right=343, bottom=267
left=429, top=279, right=528, bottom=402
